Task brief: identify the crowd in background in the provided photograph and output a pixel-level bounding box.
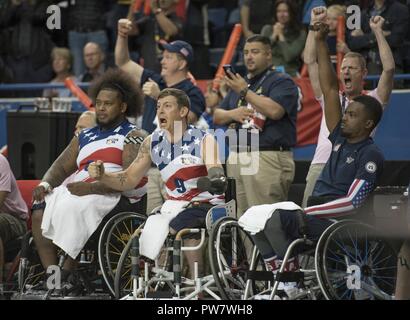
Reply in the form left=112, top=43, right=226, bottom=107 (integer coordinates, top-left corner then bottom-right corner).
left=0, top=0, right=409, bottom=96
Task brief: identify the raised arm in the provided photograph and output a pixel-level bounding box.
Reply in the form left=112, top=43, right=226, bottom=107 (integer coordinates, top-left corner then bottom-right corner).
left=115, top=19, right=144, bottom=84
left=370, top=16, right=395, bottom=106
left=303, top=6, right=328, bottom=98
left=88, top=136, right=152, bottom=192
left=315, top=22, right=342, bottom=133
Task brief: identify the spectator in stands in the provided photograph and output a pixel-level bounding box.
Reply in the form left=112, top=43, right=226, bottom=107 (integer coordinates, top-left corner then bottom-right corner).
left=74, top=111, right=97, bottom=135
left=240, top=0, right=276, bottom=39
left=31, top=69, right=147, bottom=292
left=214, top=35, right=299, bottom=217
left=116, top=18, right=206, bottom=213
left=396, top=239, right=410, bottom=299
left=346, top=0, right=409, bottom=77
left=79, top=42, right=106, bottom=83
left=127, top=0, right=183, bottom=72
left=43, top=48, right=76, bottom=98
left=302, top=8, right=395, bottom=207
left=261, top=0, right=307, bottom=76
left=67, top=0, right=110, bottom=77
left=241, top=22, right=385, bottom=298
left=0, top=0, right=54, bottom=97
left=0, top=154, right=28, bottom=298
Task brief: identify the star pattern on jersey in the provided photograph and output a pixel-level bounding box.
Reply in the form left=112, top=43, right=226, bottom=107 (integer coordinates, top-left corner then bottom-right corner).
left=181, top=144, right=190, bottom=152
left=352, top=182, right=374, bottom=208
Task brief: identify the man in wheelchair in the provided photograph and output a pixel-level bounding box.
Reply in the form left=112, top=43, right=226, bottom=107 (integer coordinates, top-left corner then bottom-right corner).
left=239, top=21, right=386, bottom=297
left=30, top=69, right=148, bottom=294
left=88, top=88, right=227, bottom=279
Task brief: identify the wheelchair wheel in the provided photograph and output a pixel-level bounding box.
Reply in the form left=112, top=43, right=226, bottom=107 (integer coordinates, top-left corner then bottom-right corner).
left=98, top=212, right=146, bottom=296
left=208, top=217, right=267, bottom=300
left=315, top=221, right=397, bottom=300
left=114, top=234, right=174, bottom=299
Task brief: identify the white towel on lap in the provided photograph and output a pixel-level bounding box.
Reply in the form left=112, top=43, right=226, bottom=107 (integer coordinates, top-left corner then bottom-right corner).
left=139, top=200, right=189, bottom=260
left=238, top=201, right=302, bottom=235
left=41, top=186, right=121, bottom=259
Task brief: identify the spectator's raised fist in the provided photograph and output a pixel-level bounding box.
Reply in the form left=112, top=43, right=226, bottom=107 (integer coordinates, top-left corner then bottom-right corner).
left=118, top=19, right=133, bottom=38
left=88, top=160, right=105, bottom=180
left=311, top=6, right=327, bottom=24
left=370, top=16, right=385, bottom=33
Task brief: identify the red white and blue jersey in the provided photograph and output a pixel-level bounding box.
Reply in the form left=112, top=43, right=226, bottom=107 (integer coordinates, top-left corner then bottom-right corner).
left=150, top=126, right=224, bottom=205
left=76, top=120, right=147, bottom=203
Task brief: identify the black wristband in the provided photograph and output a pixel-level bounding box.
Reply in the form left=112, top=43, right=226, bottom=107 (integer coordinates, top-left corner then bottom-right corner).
left=239, top=87, right=249, bottom=99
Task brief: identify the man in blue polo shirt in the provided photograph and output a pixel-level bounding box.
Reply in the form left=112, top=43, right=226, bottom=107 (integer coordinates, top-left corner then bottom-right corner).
left=214, top=35, right=299, bottom=217
left=240, top=23, right=385, bottom=292
left=115, top=18, right=206, bottom=213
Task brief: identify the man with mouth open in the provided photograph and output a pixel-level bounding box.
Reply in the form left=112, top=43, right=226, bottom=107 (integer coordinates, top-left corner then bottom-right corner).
left=115, top=18, right=206, bottom=214
left=302, top=7, right=395, bottom=208
left=88, top=88, right=226, bottom=279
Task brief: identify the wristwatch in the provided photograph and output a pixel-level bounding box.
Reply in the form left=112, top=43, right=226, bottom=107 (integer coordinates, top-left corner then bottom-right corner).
left=239, top=87, right=249, bottom=100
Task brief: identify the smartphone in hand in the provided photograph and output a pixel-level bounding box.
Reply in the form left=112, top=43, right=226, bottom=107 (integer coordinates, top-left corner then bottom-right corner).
left=223, top=64, right=236, bottom=78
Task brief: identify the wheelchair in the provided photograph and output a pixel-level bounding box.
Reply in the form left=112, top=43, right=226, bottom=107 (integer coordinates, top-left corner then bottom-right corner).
left=112, top=178, right=237, bottom=300
left=13, top=195, right=147, bottom=300
left=208, top=186, right=408, bottom=300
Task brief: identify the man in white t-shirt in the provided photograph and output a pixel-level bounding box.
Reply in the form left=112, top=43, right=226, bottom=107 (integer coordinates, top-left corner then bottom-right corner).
left=302, top=7, right=395, bottom=207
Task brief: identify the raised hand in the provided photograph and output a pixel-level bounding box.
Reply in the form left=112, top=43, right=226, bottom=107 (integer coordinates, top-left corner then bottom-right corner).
left=370, top=16, right=385, bottom=34
left=88, top=160, right=105, bottom=180
left=311, top=6, right=327, bottom=24
left=118, top=19, right=133, bottom=38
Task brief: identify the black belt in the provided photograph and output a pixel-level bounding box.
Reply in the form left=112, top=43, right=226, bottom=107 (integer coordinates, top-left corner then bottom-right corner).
left=233, top=145, right=291, bottom=152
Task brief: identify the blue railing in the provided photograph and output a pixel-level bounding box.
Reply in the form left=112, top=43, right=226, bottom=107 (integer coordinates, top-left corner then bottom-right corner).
left=0, top=82, right=90, bottom=91
left=0, top=74, right=409, bottom=91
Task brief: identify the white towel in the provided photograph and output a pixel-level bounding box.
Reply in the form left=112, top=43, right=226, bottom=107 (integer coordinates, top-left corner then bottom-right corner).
left=238, top=201, right=302, bottom=235
left=139, top=200, right=189, bottom=260
left=41, top=185, right=121, bottom=259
